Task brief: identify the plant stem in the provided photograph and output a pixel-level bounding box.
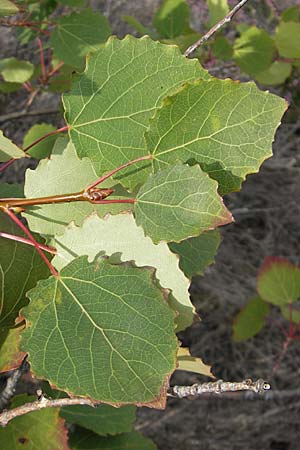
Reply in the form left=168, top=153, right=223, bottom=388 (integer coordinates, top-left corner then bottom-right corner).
left=0, top=188, right=114, bottom=209
left=47, top=61, right=64, bottom=78
left=37, top=37, right=47, bottom=83
left=0, top=231, right=56, bottom=254
left=185, top=0, right=251, bottom=57
left=0, top=357, right=29, bottom=413
left=0, top=126, right=68, bottom=174
left=3, top=208, right=58, bottom=277
left=86, top=154, right=153, bottom=190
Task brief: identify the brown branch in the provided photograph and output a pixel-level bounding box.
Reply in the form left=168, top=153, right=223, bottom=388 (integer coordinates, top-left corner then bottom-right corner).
left=0, top=393, right=102, bottom=427
left=0, top=109, right=60, bottom=124
left=185, top=0, right=251, bottom=57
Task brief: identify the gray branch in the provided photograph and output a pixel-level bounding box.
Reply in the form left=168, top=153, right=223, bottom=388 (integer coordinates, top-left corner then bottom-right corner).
left=0, top=357, right=30, bottom=412
left=185, top=0, right=251, bottom=57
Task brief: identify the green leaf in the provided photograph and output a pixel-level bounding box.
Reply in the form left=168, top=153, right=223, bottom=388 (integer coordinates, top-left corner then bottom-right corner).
left=146, top=78, right=287, bottom=194
left=0, top=395, right=69, bottom=449
left=0, top=0, right=19, bottom=16
left=21, top=256, right=177, bottom=406
left=0, top=81, right=22, bottom=93
left=134, top=164, right=232, bottom=244
left=168, top=229, right=220, bottom=278
left=0, top=213, right=51, bottom=329
left=255, top=61, right=292, bottom=86
left=177, top=347, right=214, bottom=377
left=0, top=182, right=24, bottom=198
left=0, top=57, right=34, bottom=83
left=275, top=21, right=300, bottom=58
left=234, top=27, right=276, bottom=77
left=51, top=213, right=194, bottom=331
left=153, top=0, right=191, bottom=38
left=257, top=257, right=300, bottom=306
left=122, top=15, right=151, bottom=36
left=60, top=404, right=136, bottom=436
left=161, top=32, right=202, bottom=54
left=51, top=10, right=111, bottom=70
left=232, top=296, right=269, bottom=342
left=64, top=36, right=209, bottom=190
left=281, top=6, right=300, bottom=23
left=207, top=0, right=229, bottom=27
left=281, top=302, right=300, bottom=324
left=69, top=428, right=157, bottom=450
left=0, top=130, right=25, bottom=161
left=23, top=123, right=57, bottom=159
left=211, top=36, right=233, bottom=61
left=0, top=324, right=26, bottom=372
left=23, top=142, right=134, bottom=236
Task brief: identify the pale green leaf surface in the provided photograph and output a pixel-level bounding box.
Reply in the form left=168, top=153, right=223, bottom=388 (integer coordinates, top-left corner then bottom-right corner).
left=146, top=79, right=287, bottom=194
left=51, top=10, right=111, bottom=69
left=153, top=0, right=191, bottom=38
left=232, top=296, right=269, bottom=342
left=21, top=257, right=177, bottom=405
left=168, top=229, right=220, bottom=278
left=0, top=395, right=69, bottom=449
left=135, top=164, right=232, bottom=243
left=0, top=57, right=34, bottom=83
left=60, top=404, right=136, bottom=436
left=0, top=130, right=25, bottom=161
left=234, top=27, right=276, bottom=77
left=23, top=123, right=57, bottom=159
left=0, top=213, right=51, bottom=329
left=0, top=0, right=19, bottom=16
left=23, top=142, right=133, bottom=236
left=207, top=0, right=229, bottom=26
left=275, top=21, right=300, bottom=58
left=257, top=257, right=300, bottom=306
left=51, top=213, right=194, bottom=331
left=255, top=61, right=292, bottom=86
left=69, top=428, right=157, bottom=450
left=63, top=36, right=209, bottom=190
left=177, top=347, right=214, bottom=377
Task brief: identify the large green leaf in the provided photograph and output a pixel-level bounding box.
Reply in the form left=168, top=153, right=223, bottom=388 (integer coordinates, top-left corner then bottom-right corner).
left=177, top=347, right=214, bottom=377
left=135, top=164, right=232, bottom=244
left=23, top=123, right=57, bottom=159
left=275, top=21, right=300, bottom=58
left=69, top=428, right=157, bottom=450
left=63, top=36, right=209, bottom=190
left=23, top=142, right=133, bottom=236
left=153, top=0, right=191, bottom=38
left=207, top=0, right=229, bottom=27
left=234, top=27, right=276, bottom=77
left=0, top=57, right=34, bottom=83
left=146, top=79, right=287, bottom=194
left=232, top=296, right=269, bottom=342
left=0, top=0, right=18, bottom=17
left=51, top=213, right=194, bottom=331
left=257, top=257, right=300, bottom=306
left=0, top=130, right=25, bottom=162
left=60, top=404, right=136, bottom=436
left=0, top=395, right=69, bottom=449
left=50, top=10, right=111, bottom=70
left=21, top=256, right=177, bottom=406
left=0, top=213, right=51, bottom=330
left=168, top=229, right=220, bottom=278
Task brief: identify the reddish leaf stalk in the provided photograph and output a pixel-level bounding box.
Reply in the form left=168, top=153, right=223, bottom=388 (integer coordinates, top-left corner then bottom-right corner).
left=37, top=38, right=47, bottom=83
left=0, top=231, right=56, bottom=254
left=3, top=208, right=58, bottom=277
left=47, top=61, right=64, bottom=78
left=0, top=126, right=69, bottom=174
left=86, top=154, right=153, bottom=190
